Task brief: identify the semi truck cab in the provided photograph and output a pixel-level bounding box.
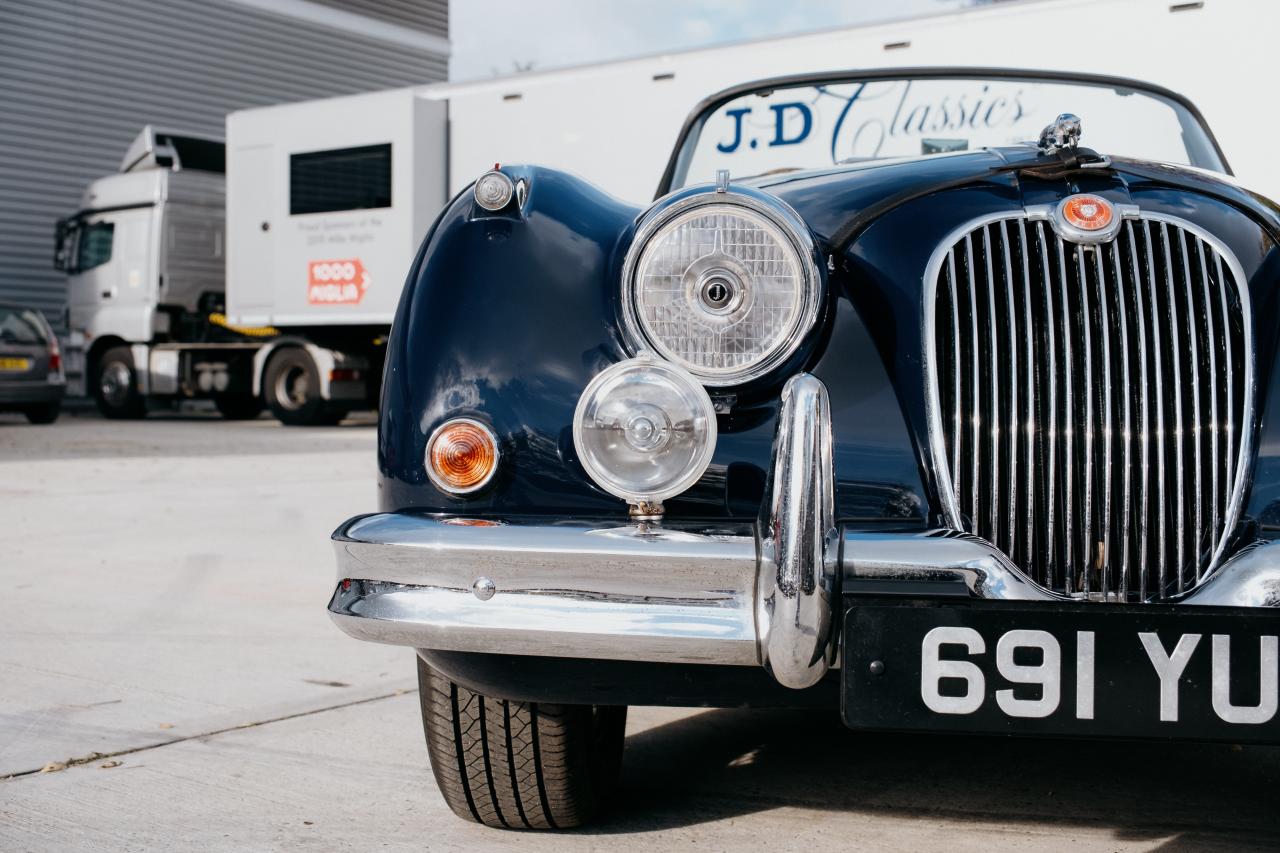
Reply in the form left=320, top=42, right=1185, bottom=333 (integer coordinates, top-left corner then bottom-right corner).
left=55, top=126, right=377, bottom=423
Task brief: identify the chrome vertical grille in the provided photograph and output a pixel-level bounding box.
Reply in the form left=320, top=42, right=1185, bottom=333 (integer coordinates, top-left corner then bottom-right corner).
left=926, top=212, right=1252, bottom=601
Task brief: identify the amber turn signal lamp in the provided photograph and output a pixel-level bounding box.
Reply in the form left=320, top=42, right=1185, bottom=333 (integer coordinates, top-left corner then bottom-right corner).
left=1062, top=194, right=1113, bottom=231
left=426, top=418, right=500, bottom=495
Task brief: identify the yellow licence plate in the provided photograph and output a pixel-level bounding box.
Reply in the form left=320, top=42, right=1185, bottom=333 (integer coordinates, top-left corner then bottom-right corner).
left=0, top=357, right=31, bottom=372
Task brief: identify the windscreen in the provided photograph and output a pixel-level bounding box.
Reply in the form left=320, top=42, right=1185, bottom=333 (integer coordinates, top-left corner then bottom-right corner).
left=672, top=76, right=1224, bottom=190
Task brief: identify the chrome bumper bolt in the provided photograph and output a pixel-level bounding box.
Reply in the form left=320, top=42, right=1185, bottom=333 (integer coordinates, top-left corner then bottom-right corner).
left=472, top=577, right=496, bottom=601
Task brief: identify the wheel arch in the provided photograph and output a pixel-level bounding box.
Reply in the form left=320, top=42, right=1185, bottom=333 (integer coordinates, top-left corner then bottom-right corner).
left=85, top=335, right=130, bottom=378
left=253, top=338, right=337, bottom=400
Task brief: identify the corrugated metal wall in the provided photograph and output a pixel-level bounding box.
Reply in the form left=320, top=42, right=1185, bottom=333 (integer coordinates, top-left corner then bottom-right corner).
left=310, top=0, right=448, bottom=37
left=0, top=0, right=448, bottom=330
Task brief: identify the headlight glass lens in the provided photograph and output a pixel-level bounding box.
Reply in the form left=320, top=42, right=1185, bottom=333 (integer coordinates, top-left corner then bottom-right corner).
left=573, top=357, right=717, bottom=504
left=626, top=201, right=816, bottom=385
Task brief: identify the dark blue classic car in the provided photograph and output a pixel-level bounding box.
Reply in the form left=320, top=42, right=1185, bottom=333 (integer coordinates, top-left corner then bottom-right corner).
left=329, top=68, right=1280, bottom=828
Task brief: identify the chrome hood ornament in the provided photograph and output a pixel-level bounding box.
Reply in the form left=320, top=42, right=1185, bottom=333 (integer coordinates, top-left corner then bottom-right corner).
left=1038, top=113, right=1082, bottom=154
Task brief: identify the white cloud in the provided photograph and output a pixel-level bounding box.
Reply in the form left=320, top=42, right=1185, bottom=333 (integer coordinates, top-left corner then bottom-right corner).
left=449, top=0, right=971, bottom=81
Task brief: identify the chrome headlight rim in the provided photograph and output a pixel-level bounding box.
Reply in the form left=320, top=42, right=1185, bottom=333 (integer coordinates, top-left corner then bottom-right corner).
left=619, top=189, right=823, bottom=389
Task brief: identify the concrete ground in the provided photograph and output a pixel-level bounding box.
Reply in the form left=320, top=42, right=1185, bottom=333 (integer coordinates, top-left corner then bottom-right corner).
left=2, top=407, right=1279, bottom=852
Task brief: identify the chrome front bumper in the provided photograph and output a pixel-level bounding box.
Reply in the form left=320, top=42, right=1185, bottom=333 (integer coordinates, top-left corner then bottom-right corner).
left=329, top=374, right=1280, bottom=690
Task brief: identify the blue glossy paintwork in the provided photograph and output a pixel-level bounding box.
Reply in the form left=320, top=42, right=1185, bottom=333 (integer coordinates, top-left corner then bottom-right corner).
left=380, top=154, right=1280, bottom=539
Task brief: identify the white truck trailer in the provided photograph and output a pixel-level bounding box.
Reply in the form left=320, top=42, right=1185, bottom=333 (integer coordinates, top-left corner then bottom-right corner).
left=57, top=0, right=1275, bottom=424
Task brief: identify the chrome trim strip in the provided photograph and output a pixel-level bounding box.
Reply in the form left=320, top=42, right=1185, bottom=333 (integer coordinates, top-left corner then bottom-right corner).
left=1180, top=540, right=1280, bottom=608
left=329, top=578, right=760, bottom=664
left=843, top=529, right=1059, bottom=602
left=756, top=373, right=839, bottom=689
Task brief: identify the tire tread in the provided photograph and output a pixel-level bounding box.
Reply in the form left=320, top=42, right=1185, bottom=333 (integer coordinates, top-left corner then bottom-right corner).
left=417, top=657, right=624, bottom=830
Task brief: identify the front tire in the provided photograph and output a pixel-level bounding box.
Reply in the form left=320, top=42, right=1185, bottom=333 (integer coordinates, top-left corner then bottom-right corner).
left=92, top=346, right=146, bottom=419
left=263, top=348, right=342, bottom=426
left=417, top=657, right=626, bottom=830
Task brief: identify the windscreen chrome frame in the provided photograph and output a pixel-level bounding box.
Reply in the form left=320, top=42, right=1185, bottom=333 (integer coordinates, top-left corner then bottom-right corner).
left=656, top=66, right=1232, bottom=198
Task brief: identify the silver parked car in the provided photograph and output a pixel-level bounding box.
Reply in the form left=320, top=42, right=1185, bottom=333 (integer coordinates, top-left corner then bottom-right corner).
left=0, top=304, right=65, bottom=424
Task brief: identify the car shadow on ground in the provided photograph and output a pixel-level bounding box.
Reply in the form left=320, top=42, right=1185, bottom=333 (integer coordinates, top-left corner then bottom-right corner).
left=594, top=707, right=1280, bottom=849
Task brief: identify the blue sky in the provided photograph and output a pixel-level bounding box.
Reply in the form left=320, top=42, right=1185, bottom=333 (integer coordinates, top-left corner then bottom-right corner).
left=450, top=0, right=976, bottom=81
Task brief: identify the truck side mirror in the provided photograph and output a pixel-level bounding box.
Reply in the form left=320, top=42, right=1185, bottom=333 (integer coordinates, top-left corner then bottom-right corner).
left=53, top=218, right=77, bottom=272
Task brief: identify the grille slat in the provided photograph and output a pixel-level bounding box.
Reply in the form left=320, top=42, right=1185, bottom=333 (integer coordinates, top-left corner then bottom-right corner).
left=1059, top=234, right=1075, bottom=590
left=1019, top=219, right=1036, bottom=571
left=967, top=234, right=981, bottom=526
left=1002, top=220, right=1020, bottom=563
left=1039, top=222, right=1059, bottom=590
left=1125, top=222, right=1151, bottom=601
left=929, top=211, right=1251, bottom=602
left=1143, top=221, right=1169, bottom=596
left=1112, top=240, right=1133, bottom=599
left=1160, top=223, right=1188, bottom=594
left=948, top=246, right=962, bottom=504
left=1095, top=247, right=1113, bottom=595
left=1199, top=238, right=1219, bottom=581
left=1219, top=252, right=1235, bottom=516
left=1079, top=245, right=1095, bottom=595
left=1179, top=228, right=1205, bottom=584
left=985, top=226, right=1001, bottom=545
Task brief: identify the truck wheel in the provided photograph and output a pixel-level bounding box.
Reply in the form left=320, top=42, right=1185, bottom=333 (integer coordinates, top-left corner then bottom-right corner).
left=24, top=402, right=61, bottom=424
left=417, top=657, right=626, bottom=830
left=214, top=394, right=263, bottom=420
left=263, top=348, right=342, bottom=426
left=93, top=346, right=146, bottom=419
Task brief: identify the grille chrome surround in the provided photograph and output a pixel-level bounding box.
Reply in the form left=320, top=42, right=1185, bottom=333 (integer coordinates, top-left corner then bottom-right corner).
left=924, top=209, right=1254, bottom=601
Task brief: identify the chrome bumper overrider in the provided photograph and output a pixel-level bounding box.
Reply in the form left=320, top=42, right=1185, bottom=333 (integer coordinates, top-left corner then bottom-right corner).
left=329, top=374, right=1280, bottom=690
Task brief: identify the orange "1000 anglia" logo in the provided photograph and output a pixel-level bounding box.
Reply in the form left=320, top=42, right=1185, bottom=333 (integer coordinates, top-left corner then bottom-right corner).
left=308, top=259, right=369, bottom=305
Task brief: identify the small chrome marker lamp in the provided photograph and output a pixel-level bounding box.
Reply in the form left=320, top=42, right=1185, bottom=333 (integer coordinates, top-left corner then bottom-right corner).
left=474, top=167, right=515, bottom=211
left=572, top=356, right=717, bottom=519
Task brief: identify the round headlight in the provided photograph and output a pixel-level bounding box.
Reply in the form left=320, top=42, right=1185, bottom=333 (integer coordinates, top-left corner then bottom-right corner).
left=621, top=194, right=820, bottom=386
left=573, top=357, right=717, bottom=505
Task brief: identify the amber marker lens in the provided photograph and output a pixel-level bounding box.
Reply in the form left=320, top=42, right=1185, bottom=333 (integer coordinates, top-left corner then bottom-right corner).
left=1062, top=194, right=1113, bottom=231
left=426, top=418, right=500, bottom=495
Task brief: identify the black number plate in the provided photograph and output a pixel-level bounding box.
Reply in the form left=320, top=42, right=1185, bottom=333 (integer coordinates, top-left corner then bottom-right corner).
left=842, top=600, right=1280, bottom=743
